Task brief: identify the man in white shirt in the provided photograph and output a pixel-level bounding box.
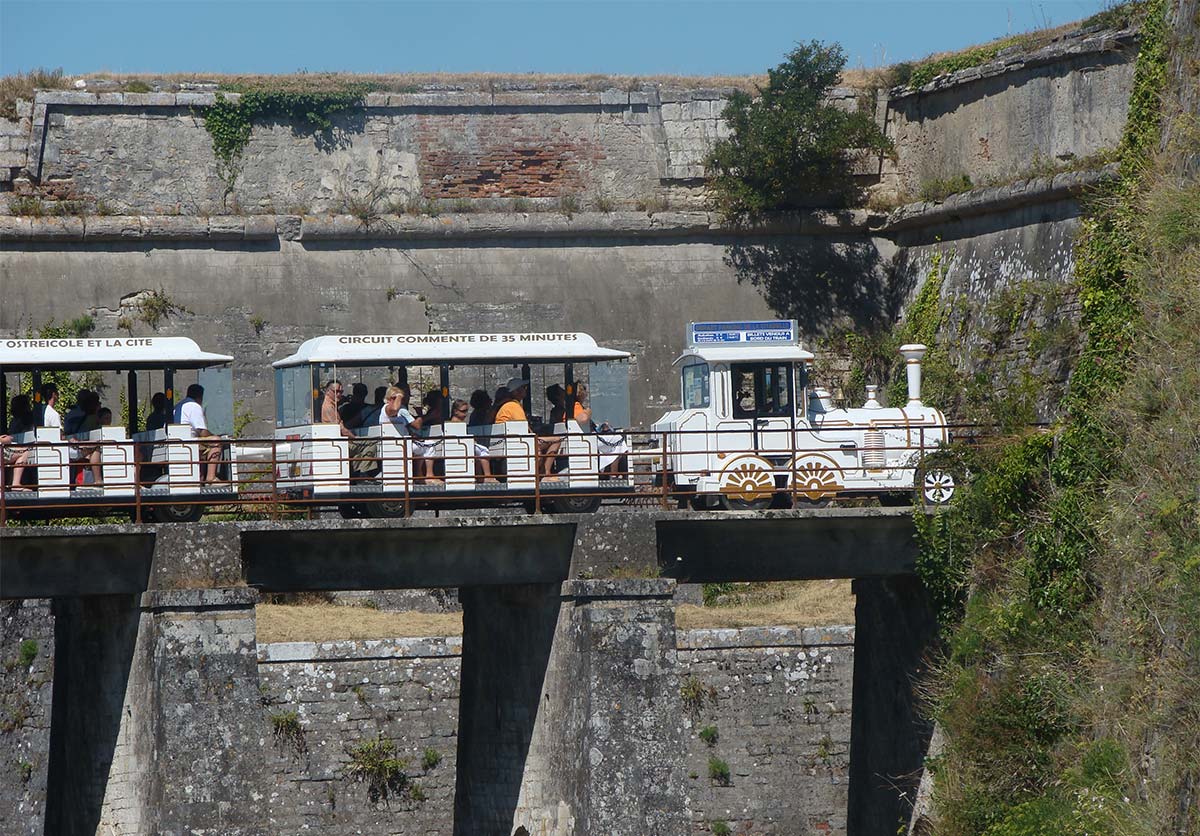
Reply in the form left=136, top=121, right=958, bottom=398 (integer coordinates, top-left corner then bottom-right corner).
left=39, top=383, right=61, bottom=428
left=174, top=384, right=221, bottom=484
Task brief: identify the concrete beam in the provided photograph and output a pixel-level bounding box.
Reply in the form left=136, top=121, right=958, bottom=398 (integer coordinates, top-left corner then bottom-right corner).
left=0, top=533, right=155, bottom=598
left=656, top=508, right=920, bottom=582
left=241, top=521, right=577, bottom=591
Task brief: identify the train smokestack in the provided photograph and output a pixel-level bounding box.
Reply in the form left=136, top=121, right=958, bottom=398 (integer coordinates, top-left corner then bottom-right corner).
left=899, top=344, right=927, bottom=405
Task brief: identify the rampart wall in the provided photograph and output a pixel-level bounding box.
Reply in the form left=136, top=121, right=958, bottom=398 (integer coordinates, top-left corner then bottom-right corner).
left=0, top=600, right=854, bottom=836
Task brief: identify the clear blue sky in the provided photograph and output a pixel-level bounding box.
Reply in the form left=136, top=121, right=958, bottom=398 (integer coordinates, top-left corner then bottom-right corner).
left=1, top=0, right=1113, bottom=77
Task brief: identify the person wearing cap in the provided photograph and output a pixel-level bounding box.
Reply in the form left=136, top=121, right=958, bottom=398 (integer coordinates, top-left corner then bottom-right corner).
left=495, top=378, right=560, bottom=478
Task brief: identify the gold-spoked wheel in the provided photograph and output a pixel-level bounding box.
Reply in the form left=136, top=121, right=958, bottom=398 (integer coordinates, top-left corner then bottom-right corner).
left=791, top=455, right=843, bottom=505
left=717, top=456, right=776, bottom=511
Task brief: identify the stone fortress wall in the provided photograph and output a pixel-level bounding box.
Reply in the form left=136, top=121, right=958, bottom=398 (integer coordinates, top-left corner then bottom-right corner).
left=1, top=604, right=853, bottom=836
left=0, top=21, right=1138, bottom=429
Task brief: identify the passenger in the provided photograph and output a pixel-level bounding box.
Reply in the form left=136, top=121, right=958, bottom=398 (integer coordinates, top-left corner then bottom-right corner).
left=63, top=389, right=94, bottom=435
left=174, top=383, right=222, bottom=485
left=3, top=394, right=34, bottom=490
left=70, top=392, right=103, bottom=486
left=573, top=382, right=594, bottom=426
left=416, top=390, right=445, bottom=483
left=449, top=397, right=494, bottom=481
left=98, top=407, right=113, bottom=426
left=340, top=383, right=369, bottom=429
left=546, top=384, right=590, bottom=427
left=495, top=378, right=560, bottom=479
left=467, top=389, right=494, bottom=443
left=319, top=379, right=354, bottom=439
left=379, top=384, right=438, bottom=483
left=144, top=392, right=171, bottom=433
left=360, top=385, right=388, bottom=426
left=38, top=383, right=61, bottom=429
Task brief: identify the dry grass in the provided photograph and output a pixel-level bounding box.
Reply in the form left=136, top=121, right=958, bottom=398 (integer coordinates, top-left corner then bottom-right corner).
left=0, top=67, right=66, bottom=120
left=256, top=602, right=462, bottom=644
left=257, top=580, right=853, bottom=643
left=676, top=580, right=854, bottom=630
left=81, top=70, right=768, bottom=94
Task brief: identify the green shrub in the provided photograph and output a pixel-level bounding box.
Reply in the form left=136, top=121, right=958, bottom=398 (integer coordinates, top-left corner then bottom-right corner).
left=707, top=755, right=731, bottom=785
left=17, top=640, right=37, bottom=667
left=698, top=724, right=719, bottom=747
left=346, top=735, right=410, bottom=803
left=270, top=710, right=307, bottom=755
left=917, top=173, right=974, bottom=203
left=704, top=40, right=891, bottom=219
left=421, top=747, right=441, bottom=770
left=711, top=820, right=732, bottom=836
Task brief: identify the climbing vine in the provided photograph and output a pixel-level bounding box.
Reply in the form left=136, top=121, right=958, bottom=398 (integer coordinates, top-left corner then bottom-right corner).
left=200, top=85, right=369, bottom=200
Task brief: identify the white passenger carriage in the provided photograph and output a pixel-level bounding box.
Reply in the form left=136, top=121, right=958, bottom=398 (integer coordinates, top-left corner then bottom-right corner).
left=651, top=321, right=956, bottom=509
left=270, top=331, right=633, bottom=516
left=0, top=336, right=237, bottom=521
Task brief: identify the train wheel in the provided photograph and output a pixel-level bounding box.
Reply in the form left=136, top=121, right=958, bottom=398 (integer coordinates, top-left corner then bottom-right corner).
left=547, top=494, right=602, bottom=514
left=366, top=500, right=409, bottom=519
left=917, top=464, right=957, bottom=507
left=717, top=493, right=773, bottom=511
left=148, top=504, right=205, bottom=523
left=338, top=503, right=366, bottom=519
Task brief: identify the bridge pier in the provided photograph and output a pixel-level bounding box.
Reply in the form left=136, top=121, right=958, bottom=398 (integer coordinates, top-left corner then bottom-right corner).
left=455, top=578, right=687, bottom=836
left=847, top=576, right=938, bottom=836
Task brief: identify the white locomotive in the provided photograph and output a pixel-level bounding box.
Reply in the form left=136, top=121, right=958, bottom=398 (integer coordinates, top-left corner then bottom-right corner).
left=650, top=320, right=955, bottom=509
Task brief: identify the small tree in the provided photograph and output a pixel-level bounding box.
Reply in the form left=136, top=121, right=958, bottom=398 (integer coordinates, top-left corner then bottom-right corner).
left=705, top=41, right=891, bottom=220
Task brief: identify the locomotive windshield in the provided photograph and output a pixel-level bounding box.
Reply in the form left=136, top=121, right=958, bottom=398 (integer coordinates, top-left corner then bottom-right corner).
left=731, top=363, right=793, bottom=419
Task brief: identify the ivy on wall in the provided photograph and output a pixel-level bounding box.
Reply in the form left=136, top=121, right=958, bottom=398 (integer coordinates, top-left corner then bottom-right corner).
left=200, top=85, right=369, bottom=201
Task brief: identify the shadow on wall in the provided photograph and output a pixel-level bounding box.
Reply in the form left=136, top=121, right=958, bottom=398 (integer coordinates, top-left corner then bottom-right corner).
left=724, top=237, right=894, bottom=335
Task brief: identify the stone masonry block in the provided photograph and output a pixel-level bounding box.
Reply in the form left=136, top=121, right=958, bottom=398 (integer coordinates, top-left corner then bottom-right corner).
left=35, top=91, right=98, bottom=105
left=83, top=216, right=144, bottom=240
left=96, top=93, right=126, bottom=105
left=0, top=215, right=32, bottom=241
left=174, top=92, right=216, bottom=106
left=122, top=92, right=177, bottom=107
left=600, top=89, right=629, bottom=106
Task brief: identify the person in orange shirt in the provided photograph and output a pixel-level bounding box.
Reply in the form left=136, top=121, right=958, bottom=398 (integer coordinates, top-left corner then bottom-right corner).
left=495, top=378, right=561, bottom=479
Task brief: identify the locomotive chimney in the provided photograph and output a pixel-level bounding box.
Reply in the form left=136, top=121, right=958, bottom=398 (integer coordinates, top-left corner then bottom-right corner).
left=899, top=344, right=927, bottom=405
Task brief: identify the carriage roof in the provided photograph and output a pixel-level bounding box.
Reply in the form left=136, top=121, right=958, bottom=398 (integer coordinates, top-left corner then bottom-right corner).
left=0, top=336, right=233, bottom=371
left=272, top=332, right=630, bottom=368
left=675, top=345, right=816, bottom=365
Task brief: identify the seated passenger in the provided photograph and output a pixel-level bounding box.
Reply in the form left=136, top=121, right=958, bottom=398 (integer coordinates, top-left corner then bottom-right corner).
left=449, top=398, right=495, bottom=482
left=144, top=392, right=170, bottom=433
left=174, top=384, right=222, bottom=485
left=38, top=383, right=61, bottom=429
left=319, top=380, right=355, bottom=440
left=98, top=407, right=113, bottom=426
left=69, top=392, right=103, bottom=486
left=3, top=394, right=34, bottom=490
left=379, top=385, right=439, bottom=483
left=546, top=384, right=591, bottom=428
left=340, top=383, right=370, bottom=430
left=63, top=390, right=95, bottom=436
left=467, top=389, right=494, bottom=445
left=360, top=386, right=388, bottom=427
left=496, top=378, right=560, bottom=479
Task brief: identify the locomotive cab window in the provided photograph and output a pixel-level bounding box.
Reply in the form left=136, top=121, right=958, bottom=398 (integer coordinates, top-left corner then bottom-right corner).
left=682, top=363, right=710, bottom=409
left=731, top=363, right=793, bottom=419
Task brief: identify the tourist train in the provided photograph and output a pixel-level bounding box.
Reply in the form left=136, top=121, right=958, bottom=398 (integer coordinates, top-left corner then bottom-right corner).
left=0, top=321, right=955, bottom=521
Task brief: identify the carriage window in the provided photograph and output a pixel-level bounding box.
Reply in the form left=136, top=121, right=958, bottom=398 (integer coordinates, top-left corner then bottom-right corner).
left=732, top=363, right=793, bottom=418
left=682, top=363, right=710, bottom=408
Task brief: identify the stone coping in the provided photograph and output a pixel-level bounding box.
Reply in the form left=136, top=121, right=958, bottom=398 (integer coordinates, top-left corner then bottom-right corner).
left=678, top=624, right=854, bottom=649
left=882, top=165, right=1118, bottom=231
left=889, top=26, right=1138, bottom=99
left=0, top=209, right=878, bottom=243
left=259, top=635, right=463, bottom=663
left=255, top=624, right=853, bottom=664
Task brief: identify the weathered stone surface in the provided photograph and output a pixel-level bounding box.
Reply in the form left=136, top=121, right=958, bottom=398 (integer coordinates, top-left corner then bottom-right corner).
left=680, top=626, right=854, bottom=835
left=887, top=27, right=1137, bottom=195
left=0, top=600, right=54, bottom=836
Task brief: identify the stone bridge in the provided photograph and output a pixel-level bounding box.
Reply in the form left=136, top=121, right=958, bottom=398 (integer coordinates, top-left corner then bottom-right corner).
left=0, top=507, right=934, bottom=836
